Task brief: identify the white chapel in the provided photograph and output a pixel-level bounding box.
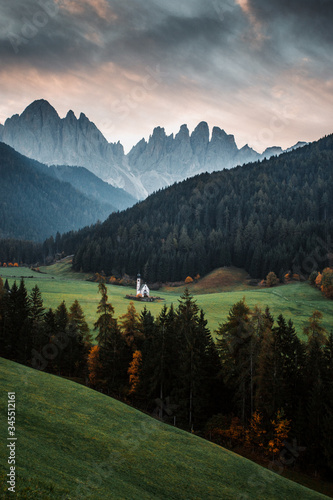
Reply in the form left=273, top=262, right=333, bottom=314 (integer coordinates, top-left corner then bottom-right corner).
left=136, top=273, right=150, bottom=297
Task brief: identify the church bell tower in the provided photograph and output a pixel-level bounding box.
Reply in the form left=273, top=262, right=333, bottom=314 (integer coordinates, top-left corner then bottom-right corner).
left=136, top=273, right=141, bottom=295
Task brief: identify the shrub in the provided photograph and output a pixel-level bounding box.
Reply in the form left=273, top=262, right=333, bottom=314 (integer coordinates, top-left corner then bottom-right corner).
left=321, top=268, right=333, bottom=299
left=266, top=271, right=279, bottom=287
left=309, top=270, right=319, bottom=286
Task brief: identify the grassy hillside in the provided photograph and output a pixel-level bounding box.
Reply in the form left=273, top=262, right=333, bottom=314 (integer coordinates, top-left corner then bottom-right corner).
left=0, top=358, right=330, bottom=499
left=0, top=265, right=332, bottom=338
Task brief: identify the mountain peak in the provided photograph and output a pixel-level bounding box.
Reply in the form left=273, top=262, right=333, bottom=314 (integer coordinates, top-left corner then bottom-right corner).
left=66, top=110, right=76, bottom=121
left=21, top=99, right=59, bottom=119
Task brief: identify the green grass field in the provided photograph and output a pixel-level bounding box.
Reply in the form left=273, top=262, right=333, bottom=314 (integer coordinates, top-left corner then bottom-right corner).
left=0, top=357, right=330, bottom=499
left=1, top=264, right=332, bottom=339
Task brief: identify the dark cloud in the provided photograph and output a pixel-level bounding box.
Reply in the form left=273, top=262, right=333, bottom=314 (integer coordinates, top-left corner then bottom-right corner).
left=0, top=0, right=332, bottom=152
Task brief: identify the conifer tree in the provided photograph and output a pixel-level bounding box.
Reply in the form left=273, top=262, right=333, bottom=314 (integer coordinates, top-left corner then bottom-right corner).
left=119, top=301, right=143, bottom=351
left=95, top=283, right=129, bottom=395
left=216, top=298, right=253, bottom=424
left=94, top=283, right=115, bottom=347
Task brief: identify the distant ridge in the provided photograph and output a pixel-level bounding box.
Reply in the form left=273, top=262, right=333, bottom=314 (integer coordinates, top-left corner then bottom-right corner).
left=0, top=142, right=116, bottom=241
left=1, top=100, right=307, bottom=199
left=69, top=134, right=333, bottom=281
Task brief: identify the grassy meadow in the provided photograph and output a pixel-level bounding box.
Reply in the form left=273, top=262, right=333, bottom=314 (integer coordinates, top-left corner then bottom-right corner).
left=0, top=263, right=332, bottom=339
left=0, top=357, right=330, bottom=499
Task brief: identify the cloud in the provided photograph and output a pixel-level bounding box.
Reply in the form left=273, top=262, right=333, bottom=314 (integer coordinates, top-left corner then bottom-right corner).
left=0, top=0, right=332, bottom=153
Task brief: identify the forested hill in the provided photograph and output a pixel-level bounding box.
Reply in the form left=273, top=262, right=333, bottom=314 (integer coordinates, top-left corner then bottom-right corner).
left=0, top=142, right=115, bottom=241
left=69, top=134, right=333, bottom=281
left=47, top=164, right=136, bottom=211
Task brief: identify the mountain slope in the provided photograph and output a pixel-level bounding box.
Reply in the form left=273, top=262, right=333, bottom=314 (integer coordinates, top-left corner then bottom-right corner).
left=70, top=134, right=333, bottom=281
left=47, top=164, right=136, bottom=211
left=0, top=357, right=328, bottom=499
left=0, top=142, right=114, bottom=241
left=1, top=100, right=307, bottom=198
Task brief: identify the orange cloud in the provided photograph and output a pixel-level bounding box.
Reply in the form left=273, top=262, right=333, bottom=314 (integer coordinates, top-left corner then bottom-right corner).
left=235, top=0, right=266, bottom=43
left=55, top=0, right=117, bottom=22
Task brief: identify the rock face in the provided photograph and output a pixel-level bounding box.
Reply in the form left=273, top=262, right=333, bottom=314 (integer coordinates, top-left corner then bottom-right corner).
left=2, top=100, right=147, bottom=199
left=1, top=100, right=307, bottom=199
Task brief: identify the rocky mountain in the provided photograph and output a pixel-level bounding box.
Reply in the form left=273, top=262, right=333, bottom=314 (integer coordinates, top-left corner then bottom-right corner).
left=0, top=100, right=307, bottom=199
left=1, top=100, right=147, bottom=200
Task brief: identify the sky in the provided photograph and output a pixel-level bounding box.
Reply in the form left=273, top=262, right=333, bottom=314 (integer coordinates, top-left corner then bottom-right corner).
left=0, top=0, right=332, bottom=153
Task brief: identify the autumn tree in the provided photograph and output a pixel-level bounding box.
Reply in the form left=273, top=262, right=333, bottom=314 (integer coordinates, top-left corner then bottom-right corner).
left=315, top=272, right=322, bottom=288
left=128, top=350, right=142, bottom=395
left=87, top=345, right=103, bottom=388
left=321, top=268, right=333, bottom=299
left=245, top=411, right=266, bottom=451
left=268, top=409, right=291, bottom=461
left=266, top=271, right=279, bottom=287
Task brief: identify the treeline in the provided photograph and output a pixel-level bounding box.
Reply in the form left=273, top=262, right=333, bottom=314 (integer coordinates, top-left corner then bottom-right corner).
left=2, top=134, right=333, bottom=280
left=1, top=277, right=332, bottom=477
left=0, top=278, right=92, bottom=376
left=68, top=134, right=333, bottom=280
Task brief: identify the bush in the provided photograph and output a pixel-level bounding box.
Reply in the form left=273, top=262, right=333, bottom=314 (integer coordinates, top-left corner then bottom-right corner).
left=321, top=268, right=333, bottom=299
left=309, top=270, right=319, bottom=286
left=266, top=271, right=279, bottom=287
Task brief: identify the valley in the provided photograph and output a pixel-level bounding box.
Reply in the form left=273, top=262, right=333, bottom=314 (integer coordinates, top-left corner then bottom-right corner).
left=1, top=263, right=332, bottom=337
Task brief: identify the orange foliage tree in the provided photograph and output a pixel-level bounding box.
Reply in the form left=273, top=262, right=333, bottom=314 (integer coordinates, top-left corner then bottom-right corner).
left=245, top=411, right=267, bottom=450
left=128, top=350, right=142, bottom=395
left=87, top=345, right=103, bottom=387
left=321, top=268, right=333, bottom=299
left=315, top=272, right=323, bottom=288
left=185, top=276, right=193, bottom=284
left=268, top=409, right=291, bottom=460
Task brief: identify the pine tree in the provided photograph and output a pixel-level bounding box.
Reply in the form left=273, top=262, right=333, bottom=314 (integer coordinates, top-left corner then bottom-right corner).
left=119, top=301, right=143, bottom=351
left=216, top=298, right=253, bottom=424
left=94, top=283, right=129, bottom=395
left=94, top=283, right=115, bottom=347
left=68, top=300, right=92, bottom=378
left=30, top=285, right=45, bottom=356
